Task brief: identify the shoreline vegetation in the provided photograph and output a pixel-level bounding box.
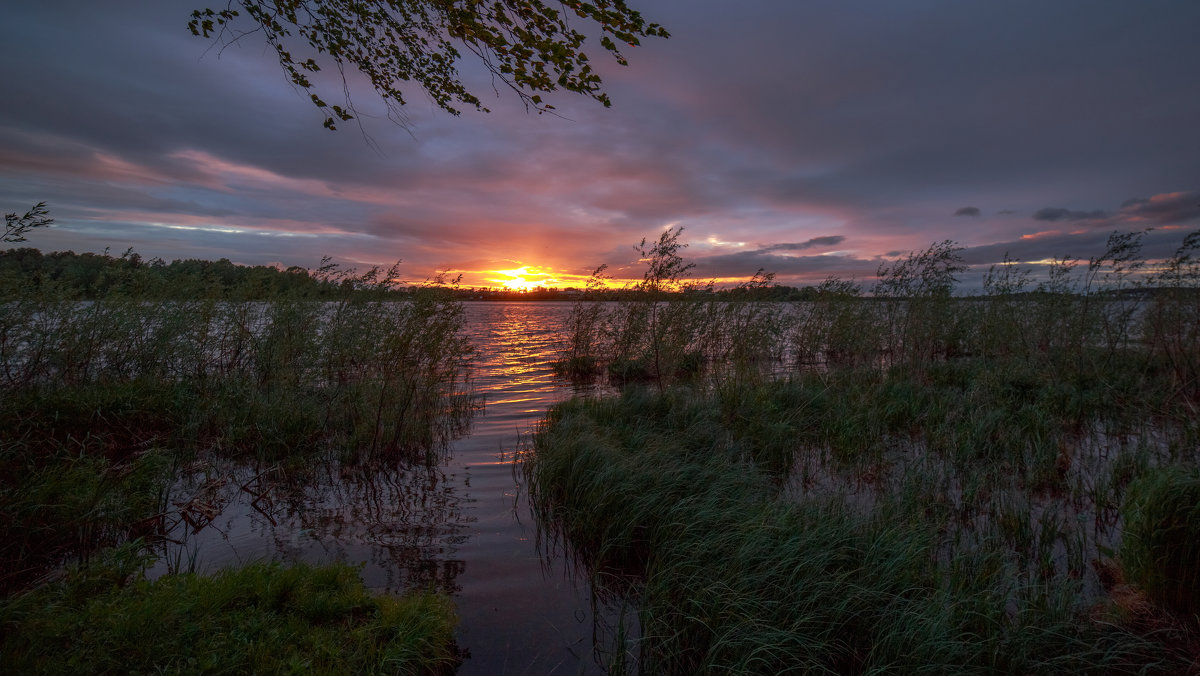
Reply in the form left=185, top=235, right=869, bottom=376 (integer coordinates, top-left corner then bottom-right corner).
left=1, top=255, right=470, bottom=672
left=529, top=227, right=1200, bottom=672
left=6, top=243, right=1200, bottom=304
left=2, top=224, right=1198, bottom=672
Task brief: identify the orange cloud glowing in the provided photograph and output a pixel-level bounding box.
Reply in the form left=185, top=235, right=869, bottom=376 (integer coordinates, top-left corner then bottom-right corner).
left=1020, top=230, right=1060, bottom=240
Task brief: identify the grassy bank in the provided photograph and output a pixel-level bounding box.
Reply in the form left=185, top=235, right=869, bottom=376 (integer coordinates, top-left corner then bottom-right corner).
left=1, top=558, right=459, bottom=674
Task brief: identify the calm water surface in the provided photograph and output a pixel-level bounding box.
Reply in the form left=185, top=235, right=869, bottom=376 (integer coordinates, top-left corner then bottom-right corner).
left=154, top=302, right=608, bottom=674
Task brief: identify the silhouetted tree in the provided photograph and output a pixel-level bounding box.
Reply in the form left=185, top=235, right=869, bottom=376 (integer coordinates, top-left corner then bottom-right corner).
left=190, top=1, right=669, bottom=130
left=3, top=203, right=53, bottom=243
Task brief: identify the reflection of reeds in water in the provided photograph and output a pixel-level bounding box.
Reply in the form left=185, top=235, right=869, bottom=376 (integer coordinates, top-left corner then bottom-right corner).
left=157, top=457, right=472, bottom=594
left=532, top=229, right=1200, bottom=673
left=0, top=267, right=476, bottom=593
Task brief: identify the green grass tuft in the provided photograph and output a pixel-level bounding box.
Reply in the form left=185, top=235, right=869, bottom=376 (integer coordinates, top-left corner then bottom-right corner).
left=529, top=381, right=1193, bottom=673
left=1122, top=466, right=1200, bottom=616
left=1, top=561, right=459, bottom=674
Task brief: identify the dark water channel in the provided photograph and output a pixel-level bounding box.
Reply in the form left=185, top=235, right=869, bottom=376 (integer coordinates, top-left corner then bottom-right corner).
left=153, top=302, right=607, bottom=674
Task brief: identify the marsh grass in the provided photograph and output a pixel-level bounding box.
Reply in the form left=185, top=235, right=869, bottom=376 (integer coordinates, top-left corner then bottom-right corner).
left=1122, top=465, right=1200, bottom=616
left=556, top=228, right=791, bottom=388
left=529, top=380, right=1196, bottom=673
left=0, top=556, right=459, bottom=674
left=0, top=429, right=171, bottom=593
left=0, top=258, right=475, bottom=598
left=1, top=281, right=474, bottom=462
left=535, top=228, right=1200, bottom=672
left=559, top=230, right=1200, bottom=411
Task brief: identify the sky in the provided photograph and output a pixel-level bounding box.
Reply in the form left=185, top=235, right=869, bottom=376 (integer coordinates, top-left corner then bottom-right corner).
left=2, top=0, right=1198, bottom=290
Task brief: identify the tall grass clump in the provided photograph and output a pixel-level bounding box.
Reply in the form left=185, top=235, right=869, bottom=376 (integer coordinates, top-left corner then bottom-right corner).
left=1121, top=465, right=1200, bottom=616
left=533, top=227, right=1200, bottom=670
left=590, top=227, right=705, bottom=387
left=557, top=227, right=791, bottom=387
left=1142, top=231, right=1200, bottom=405
left=527, top=388, right=1183, bottom=673
left=558, top=264, right=613, bottom=378
left=0, top=557, right=459, bottom=674
left=788, top=276, right=879, bottom=367
left=872, top=239, right=969, bottom=365
left=0, top=431, right=171, bottom=594
left=0, top=258, right=474, bottom=464
left=0, top=255, right=475, bottom=591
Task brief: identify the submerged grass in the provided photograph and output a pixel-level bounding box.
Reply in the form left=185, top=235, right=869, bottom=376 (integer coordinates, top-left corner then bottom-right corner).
left=1, top=288, right=474, bottom=464
left=529, top=383, right=1195, bottom=672
left=558, top=230, right=1200, bottom=414
left=0, top=260, right=477, bottom=591
left=0, top=431, right=171, bottom=594
left=1122, top=466, right=1200, bottom=616
left=555, top=228, right=791, bottom=388
left=0, top=557, right=459, bottom=674
left=535, top=225, right=1200, bottom=672
left=535, top=226, right=1200, bottom=672
left=1, top=255, right=471, bottom=669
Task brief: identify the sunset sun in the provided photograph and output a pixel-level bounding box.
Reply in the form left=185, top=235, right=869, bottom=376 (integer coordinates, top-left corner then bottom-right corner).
left=490, top=266, right=553, bottom=291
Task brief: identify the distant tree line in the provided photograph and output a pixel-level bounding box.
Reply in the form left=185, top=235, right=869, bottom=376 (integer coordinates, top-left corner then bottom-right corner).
left=0, top=248, right=844, bottom=302
left=0, top=247, right=983, bottom=303
left=0, top=248, right=414, bottom=300
left=457, top=282, right=841, bottom=302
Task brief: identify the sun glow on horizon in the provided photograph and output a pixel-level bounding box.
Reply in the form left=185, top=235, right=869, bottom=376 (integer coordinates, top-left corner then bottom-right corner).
left=487, top=265, right=557, bottom=291
left=477, top=263, right=793, bottom=292
left=479, top=264, right=643, bottom=291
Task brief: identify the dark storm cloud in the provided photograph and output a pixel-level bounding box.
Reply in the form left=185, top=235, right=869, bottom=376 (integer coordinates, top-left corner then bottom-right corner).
left=4, top=0, right=1200, bottom=282
left=1026, top=190, right=1200, bottom=231
left=1033, top=208, right=1110, bottom=223
left=955, top=207, right=981, bottom=217
left=961, top=232, right=1112, bottom=266
left=633, top=1, right=1200, bottom=215
left=694, top=250, right=877, bottom=281
left=758, top=236, right=846, bottom=253
left=1116, top=190, right=1200, bottom=225
left=960, top=226, right=1197, bottom=268
left=688, top=223, right=1200, bottom=289
left=687, top=236, right=861, bottom=282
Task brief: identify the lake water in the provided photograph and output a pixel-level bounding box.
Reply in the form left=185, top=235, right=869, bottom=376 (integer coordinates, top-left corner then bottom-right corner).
left=153, top=301, right=610, bottom=674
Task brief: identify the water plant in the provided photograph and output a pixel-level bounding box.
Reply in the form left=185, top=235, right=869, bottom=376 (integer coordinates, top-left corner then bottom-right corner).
left=1121, top=465, right=1200, bottom=616
left=0, top=254, right=476, bottom=598
left=872, top=239, right=968, bottom=364
left=532, top=227, right=1200, bottom=671
left=0, top=259, right=474, bottom=465
left=528, top=384, right=1189, bottom=673
left=1142, top=230, right=1200, bottom=405
left=557, top=226, right=792, bottom=387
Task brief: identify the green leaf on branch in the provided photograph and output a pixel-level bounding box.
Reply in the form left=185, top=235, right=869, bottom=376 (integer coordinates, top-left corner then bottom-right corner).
left=189, top=0, right=668, bottom=130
